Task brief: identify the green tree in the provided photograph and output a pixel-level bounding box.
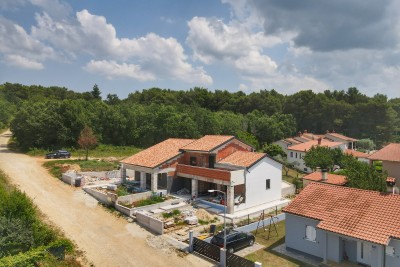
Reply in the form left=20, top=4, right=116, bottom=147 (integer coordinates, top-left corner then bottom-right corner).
left=77, top=126, right=98, bottom=160
left=262, top=143, right=286, bottom=157
left=344, top=157, right=387, bottom=192
left=356, top=139, right=375, bottom=151
left=303, top=146, right=335, bottom=171
left=236, top=131, right=259, bottom=149
left=91, top=84, right=101, bottom=100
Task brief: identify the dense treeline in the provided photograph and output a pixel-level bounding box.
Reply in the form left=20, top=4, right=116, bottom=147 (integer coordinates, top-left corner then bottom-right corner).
left=1, top=83, right=399, bottom=150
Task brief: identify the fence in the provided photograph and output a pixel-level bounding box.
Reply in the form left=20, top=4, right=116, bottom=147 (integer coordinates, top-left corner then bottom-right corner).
left=191, top=235, right=262, bottom=267
left=135, top=211, right=164, bottom=235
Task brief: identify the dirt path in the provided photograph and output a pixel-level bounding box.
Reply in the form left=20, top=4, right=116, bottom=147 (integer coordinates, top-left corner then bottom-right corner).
left=0, top=131, right=213, bottom=267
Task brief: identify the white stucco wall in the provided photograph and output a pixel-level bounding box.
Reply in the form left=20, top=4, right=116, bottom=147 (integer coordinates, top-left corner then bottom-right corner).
left=287, top=150, right=310, bottom=173
left=243, top=157, right=282, bottom=208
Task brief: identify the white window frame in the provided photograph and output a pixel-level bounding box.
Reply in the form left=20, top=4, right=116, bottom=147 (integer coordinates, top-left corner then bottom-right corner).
left=305, top=225, right=317, bottom=242
left=386, top=246, right=395, bottom=257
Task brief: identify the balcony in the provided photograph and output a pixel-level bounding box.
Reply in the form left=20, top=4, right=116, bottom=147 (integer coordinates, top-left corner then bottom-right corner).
left=175, top=164, right=244, bottom=185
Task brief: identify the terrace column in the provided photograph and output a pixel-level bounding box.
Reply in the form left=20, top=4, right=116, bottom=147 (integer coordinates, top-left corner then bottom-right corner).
left=140, top=172, right=146, bottom=190
left=121, top=164, right=126, bottom=184
left=151, top=173, right=158, bottom=192
left=226, top=184, right=235, bottom=214
left=191, top=179, right=198, bottom=198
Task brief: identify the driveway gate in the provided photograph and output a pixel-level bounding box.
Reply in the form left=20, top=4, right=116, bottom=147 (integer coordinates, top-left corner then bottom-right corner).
left=226, top=251, right=255, bottom=267
left=193, top=237, right=220, bottom=262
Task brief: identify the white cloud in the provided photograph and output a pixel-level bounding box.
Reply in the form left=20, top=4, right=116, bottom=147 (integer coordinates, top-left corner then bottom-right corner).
left=84, top=60, right=155, bottom=81
left=0, top=16, right=55, bottom=70
left=31, top=10, right=212, bottom=84
left=5, top=54, right=44, bottom=70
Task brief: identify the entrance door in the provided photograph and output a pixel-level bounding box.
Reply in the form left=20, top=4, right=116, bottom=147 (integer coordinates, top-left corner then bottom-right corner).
left=357, top=241, right=371, bottom=265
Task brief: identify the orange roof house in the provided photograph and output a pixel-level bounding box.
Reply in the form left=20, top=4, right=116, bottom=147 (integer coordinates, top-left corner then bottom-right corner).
left=288, top=139, right=343, bottom=152
left=368, top=143, right=400, bottom=187
left=302, top=171, right=347, bottom=186
left=283, top=183, right=400, bottom=265
left=120, top=135, right=286, bottom=215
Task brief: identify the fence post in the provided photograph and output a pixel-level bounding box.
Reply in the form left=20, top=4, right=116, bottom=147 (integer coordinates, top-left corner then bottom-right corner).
left=189, top=230, right=194, bottom=253
left=254, top=261, right=262, bottom=267
left=220, top=248, right=226, bottom=267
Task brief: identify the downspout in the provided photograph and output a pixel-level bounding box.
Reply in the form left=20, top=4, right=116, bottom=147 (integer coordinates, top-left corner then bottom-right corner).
left=383, top=244, right=385, bottom=267
left=244, top=167, right=249, bottom=204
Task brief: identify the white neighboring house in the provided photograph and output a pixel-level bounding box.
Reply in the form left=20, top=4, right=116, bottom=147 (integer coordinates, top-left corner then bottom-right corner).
left=217, top=151, right=283, bottom=212
left=287, top=139, right=345, bottom=173
left=324, top=132, right=358, bottom=149
left=344, top=149, right=370, bottom=163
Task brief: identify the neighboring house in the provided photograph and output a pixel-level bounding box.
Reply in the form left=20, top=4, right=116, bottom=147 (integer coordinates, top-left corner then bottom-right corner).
left=302, top=171, right=347, bottom=187
left=274, top=130, right=357, bottom=157
left=344, top=149, right=370, bottom=163
left=283, top=183, right=400, bottom=267
left=368, top=143, right=400, bottom=187
left=324, top=132, right=358, bottom=149
left=286, top=139, right=345, bottom=173
left=121, top=135, right=284, bottom=214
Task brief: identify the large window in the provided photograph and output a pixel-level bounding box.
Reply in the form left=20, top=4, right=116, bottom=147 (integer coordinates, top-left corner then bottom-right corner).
left=266, top=179, right=271, bottom=190
left=305, top=225, right=316, bottom=242
left=190, top=156, right=197, bottom=166
left=290, top=152, right=293, bottom=158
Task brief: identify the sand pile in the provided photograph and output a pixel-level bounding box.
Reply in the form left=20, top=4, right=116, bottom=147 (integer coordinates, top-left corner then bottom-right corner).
left=195, top=209, right=214, bottom=221
left=60, top=164, right=81, bottom=173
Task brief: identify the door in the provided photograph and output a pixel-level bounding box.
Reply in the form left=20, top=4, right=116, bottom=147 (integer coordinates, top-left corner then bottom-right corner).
left=357, top=241, right=371, bottom=265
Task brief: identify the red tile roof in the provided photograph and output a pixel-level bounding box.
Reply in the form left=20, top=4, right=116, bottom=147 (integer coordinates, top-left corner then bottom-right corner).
left=181, top=135, right=235, bottom=152
left=325, top=132, right=358, bottom=142
left=218, top=151, right=266, bottom=168
left=344, top=149, right=369, bottom=158
left=387, top=177, right=396, bottom=183
left=288, top=140, right=343, bottom=152
left=121, top=138, right=195, bottom=168
left=303, top=172, right=347, bottom=185
left=283, top=183, right=400, bottom=245
left=368, top=143, right=400, bottom=162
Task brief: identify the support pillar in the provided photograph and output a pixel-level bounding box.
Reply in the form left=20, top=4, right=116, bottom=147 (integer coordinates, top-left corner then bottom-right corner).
left=140, top=172, right=146, bottom=190
left=191, top=179, right=198, bottom=198
left=188, top=230, right=194, bottom=253
left=254, top=262, right=262, bottom=267
left=219, top=248, right=226, bottom=267
left=322, top=232, right=328, bottom=264
left=121, top=164, right=126, bottom=184
left=151, top=173, right=158, bottom=192
left=227, top=185, right=234, bottom=214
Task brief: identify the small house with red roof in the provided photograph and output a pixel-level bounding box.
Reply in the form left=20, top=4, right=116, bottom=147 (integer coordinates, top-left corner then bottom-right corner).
left=302, top=171, right=347, bottom=187
left=283, top=183, right=400, bottom=267
left=121, top=135, right=285, bottom=214
left=368, top=143, right=400, bottom=187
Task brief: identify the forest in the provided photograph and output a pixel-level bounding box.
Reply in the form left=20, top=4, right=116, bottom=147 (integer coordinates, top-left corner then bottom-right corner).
left=0, top=82, right=399, bottom=150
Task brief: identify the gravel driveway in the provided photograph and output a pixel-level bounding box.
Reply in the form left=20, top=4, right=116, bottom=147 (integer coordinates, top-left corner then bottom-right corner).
left=0, top=131, right=213, bottom=267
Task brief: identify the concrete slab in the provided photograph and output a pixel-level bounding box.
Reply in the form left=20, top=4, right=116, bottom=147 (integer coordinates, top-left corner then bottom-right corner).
left=160, top=202, right=186, bottom=210
left=197, top=203, right=211, bottom=209
left=150, top=208, right=164, bottom=214
left=207, top=208, right=222, bottom=214
left=235, top=242, right=264, bottom=257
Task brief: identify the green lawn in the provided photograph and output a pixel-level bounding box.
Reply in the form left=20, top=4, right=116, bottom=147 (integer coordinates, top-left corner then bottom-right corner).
left=245, top=221, right=313, bottom=267
left=43, top=159, right=119, bottom=178
left=27, top=144, right=142, bottom=158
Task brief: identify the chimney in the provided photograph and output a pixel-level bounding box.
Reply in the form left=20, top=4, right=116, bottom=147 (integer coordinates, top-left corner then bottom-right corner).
left=318, top=138, right=322, bottom=145
left=321, top=169, right=328, bottom=181
left=304, top=130, right=308, bottom=133
left=298, top=131, right=302, bottom=137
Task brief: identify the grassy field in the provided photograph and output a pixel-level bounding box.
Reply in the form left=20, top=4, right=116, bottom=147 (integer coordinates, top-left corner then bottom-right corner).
left=282, top=167, right=304, bottom=184
left=245, top=221, right=313, bottom=267
left=0, top=169, right=82, bottom=266
left=43, top=159, right=119, bottom=178
left=27, top=144, right=142, bottom=158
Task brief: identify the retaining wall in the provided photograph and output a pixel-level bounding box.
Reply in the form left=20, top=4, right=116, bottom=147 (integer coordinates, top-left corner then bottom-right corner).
left=136, top=212, right=164, bottom=235
left=83, top=186, right=117, bottom=206
left=117, top=191, right=153, bottom=204
left=281, top=181, right=296, bottom=197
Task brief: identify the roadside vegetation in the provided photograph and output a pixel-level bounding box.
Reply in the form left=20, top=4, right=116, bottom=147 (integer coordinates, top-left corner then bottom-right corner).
left=43, top=159, right=119, bottom=178
left=245, top=221, right=313, bottom=267
left=0, top=169, right=82, bottom=266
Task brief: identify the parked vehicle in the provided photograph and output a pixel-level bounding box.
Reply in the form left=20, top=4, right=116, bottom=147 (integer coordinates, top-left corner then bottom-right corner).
left=45, top=150, right=71, bottom=159
left=210, top=230, right=255, bottom=253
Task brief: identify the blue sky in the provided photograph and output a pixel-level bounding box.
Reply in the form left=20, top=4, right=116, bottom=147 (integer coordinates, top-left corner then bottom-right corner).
left=1, top=0, right=400, bottom=98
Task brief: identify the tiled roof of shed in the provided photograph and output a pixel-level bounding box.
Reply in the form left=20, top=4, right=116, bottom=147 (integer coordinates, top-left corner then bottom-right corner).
left=303, top=172, right=347, bottom=185
left=218, top=151, right=266, bottom=168
left=368, top=143, right=400, bottom=162
left=181, top=135, right=235, bottom=152
left=344, top=149, right=369, bottom=158
left=283, top=183, right=400, bottom=245
left=121, top=138, right=195, bottom=168
left=288, top=140, right=343, bottom=152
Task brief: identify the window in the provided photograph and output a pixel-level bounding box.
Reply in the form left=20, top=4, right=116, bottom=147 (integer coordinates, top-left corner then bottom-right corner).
left=209, top=155, right=215, bottom=168
left=290, top=152, right=293, bottom=158
left=305, top=225, right=316, bottom=242
left=386, top=246, right=395, bottom=256
left=266, top=179, right=271, bottom=190
left=190, top=156, right=197, bottom=166
left=295, top=153, right=298, bottom=158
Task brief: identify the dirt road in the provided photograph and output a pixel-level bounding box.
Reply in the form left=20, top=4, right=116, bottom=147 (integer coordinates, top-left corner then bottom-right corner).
left=0, top=131, right=213, bottom=267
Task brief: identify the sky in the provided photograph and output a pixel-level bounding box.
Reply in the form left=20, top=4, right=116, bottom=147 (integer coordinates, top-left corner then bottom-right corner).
left=1, top=0, right=400, bottom=99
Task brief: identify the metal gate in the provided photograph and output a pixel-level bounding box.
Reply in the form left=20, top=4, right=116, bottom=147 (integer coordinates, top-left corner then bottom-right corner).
left=193, top=237, right=220, bottom=262
left=226, top=251, right=255, bottom=267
